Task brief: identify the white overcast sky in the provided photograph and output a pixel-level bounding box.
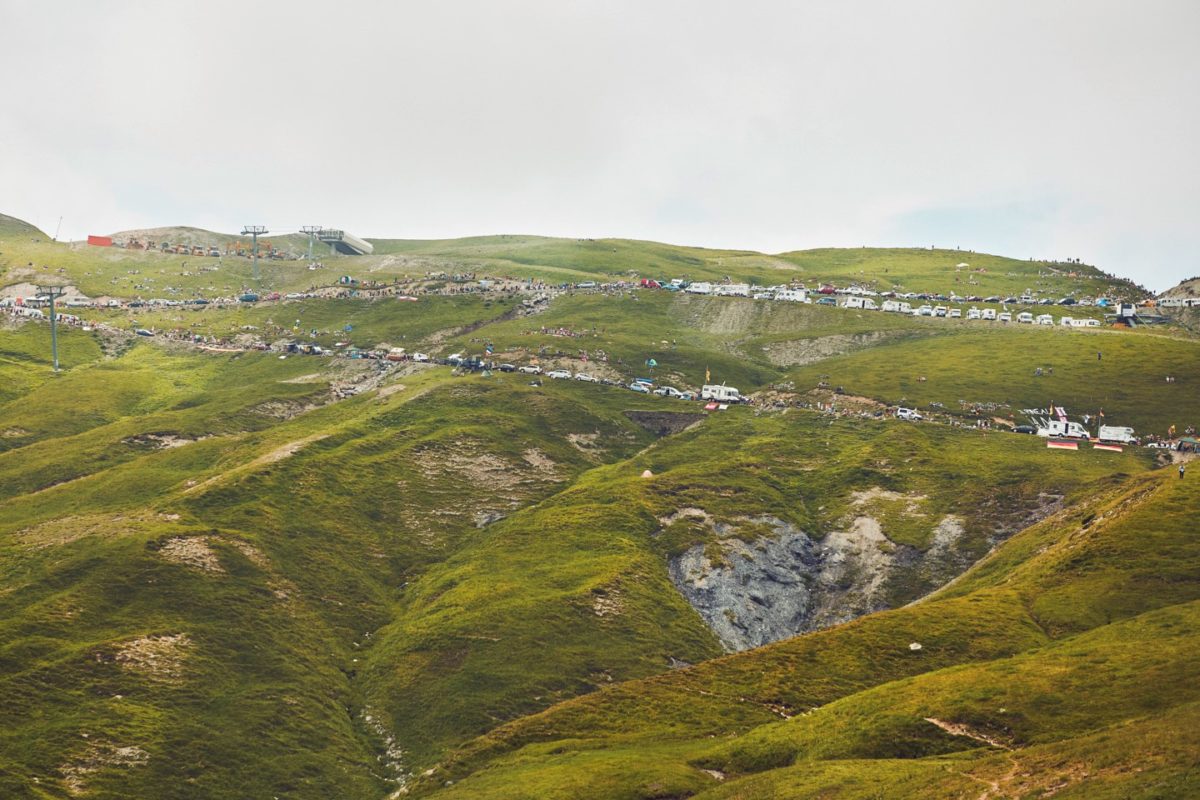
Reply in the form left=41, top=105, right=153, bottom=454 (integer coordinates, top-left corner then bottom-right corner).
left=1, top=1, right=1197, bottom=289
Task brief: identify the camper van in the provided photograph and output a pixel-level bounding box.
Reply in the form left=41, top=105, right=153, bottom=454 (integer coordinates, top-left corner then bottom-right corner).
left=1036, top=314, right=1055, bottom=325
left=981, top=308, right=997, bottom=320
left=966, top=307, right=981, bottom=320
left=1016, top=312, right=1035, bottom=324
left=1098, top=425, right=1137, bottom=444
left=1037, top=420, right=1090, bottom=439
left=842, top=297, right=877, bottom=310
left=775, top=288, right=808, bottom=303
left=701, top=384, right=743, bottom=403
left=997, top=311, right=1013, bottom=323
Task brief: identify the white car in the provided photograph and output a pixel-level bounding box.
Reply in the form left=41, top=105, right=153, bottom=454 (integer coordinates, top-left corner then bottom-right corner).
left=628, top=382, right=650, bottom=393
left=546, top=369, right=572, bottom=379
left=654, top=386, right=683, bottom=398
left=574, top=372, right=598, bottom=382
left=896, top=407, right=923, bottom=421
left=517, top=365, right=542, bottom=374
left=412, top=352, right=430, bottom=362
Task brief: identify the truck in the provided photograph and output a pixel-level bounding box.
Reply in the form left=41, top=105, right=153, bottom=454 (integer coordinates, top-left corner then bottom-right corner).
left=701, top=384, right=743, bottom=403
left=1037, top=420, right=1090, bottom=439
left=1098, top=425, right=1137, bottom=444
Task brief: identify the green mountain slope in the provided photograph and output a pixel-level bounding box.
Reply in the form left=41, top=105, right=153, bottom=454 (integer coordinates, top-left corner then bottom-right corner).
left=0, top=211, right=1195, bottom=799
left=410, top=466, right=1200, bottom=799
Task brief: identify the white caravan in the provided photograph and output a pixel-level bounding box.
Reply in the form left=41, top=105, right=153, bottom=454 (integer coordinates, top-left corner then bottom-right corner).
left=701, top=384, right=743, bottom=403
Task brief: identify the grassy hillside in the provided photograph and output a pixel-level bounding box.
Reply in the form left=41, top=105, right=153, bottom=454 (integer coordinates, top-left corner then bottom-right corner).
left=785, top=326, right=1199, bottom=435
left=0, top=211, right=1195, bottom=799
left=411, top=464, right=1200, bottom=799
left=0, top=213, right=48, bottom=240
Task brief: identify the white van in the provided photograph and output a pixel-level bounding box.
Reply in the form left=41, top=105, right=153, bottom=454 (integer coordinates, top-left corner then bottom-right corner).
left=981, top=308, right=997, bottom=320
left=966, top=307, right=981, bottom=320
left=896, top=407, right=923, bottom=421
left=998, top=311, right=1013, bottom=323
left=1017, top=312, right=1035, bottom=324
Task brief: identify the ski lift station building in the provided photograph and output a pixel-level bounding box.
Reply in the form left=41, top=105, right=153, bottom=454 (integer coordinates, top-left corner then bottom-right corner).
left=317, top=229, right=374, bottom=256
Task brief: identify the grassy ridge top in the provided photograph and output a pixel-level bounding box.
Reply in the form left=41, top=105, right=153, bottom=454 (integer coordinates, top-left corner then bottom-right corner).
left=0, top=211, right=1147, bottom=300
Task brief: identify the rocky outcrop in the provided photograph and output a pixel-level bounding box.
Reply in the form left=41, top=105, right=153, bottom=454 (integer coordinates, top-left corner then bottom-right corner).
left=667, top=514, right=970, bottom=652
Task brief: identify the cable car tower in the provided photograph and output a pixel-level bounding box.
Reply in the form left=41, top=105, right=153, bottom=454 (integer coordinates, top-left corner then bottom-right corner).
left=241, top=225, right=268, bottom=281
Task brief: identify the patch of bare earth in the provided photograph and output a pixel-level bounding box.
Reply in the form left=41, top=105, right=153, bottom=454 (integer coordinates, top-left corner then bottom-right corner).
left=250, top=398, right=324, bottom=419
left=522, top=448, right=560, bottom=476
left=60, top=742, right=150, bottom=796
left=591, top=586, right=625, bottom=617
left=761, top=331, right=901, bottom=367
left=567, top=431, right=605, bottom=457
left=114, top=633, right=192, bottom=683
left=159, top=536, right=223, bottom=573
left=122, top=432, right=209, bottom=449
left=925, top=717, right=1012, bottom=749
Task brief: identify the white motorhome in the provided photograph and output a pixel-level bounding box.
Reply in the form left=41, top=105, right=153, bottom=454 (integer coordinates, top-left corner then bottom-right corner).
left=715, top=283, right=751, bottom=297
left=1017, top=312, right=1035, bottom=324
left=966, top=307, right=981, bottom=320
left=1098, top=425, right=1136, bottom=444
left=1036, top=314, right=1054, bottom=325
left=775, top=288, right=809, bottom=303
left=998, top=311, right=1013, bottom=323
left=701, top=384, right=743, bottom=403
left=842, top=297, right=878, bottom=310
left=1038, top=420, right=1090, bottom=439
left=981, top=308, right=997, bottom=320
left=686, top=282, right=713, bottom=295
left=1059, top=316, right=1074, bottom=326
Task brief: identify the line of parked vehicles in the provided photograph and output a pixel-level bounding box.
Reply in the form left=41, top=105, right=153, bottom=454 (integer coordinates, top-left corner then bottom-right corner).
left=490, top=362, right=745, bottom=403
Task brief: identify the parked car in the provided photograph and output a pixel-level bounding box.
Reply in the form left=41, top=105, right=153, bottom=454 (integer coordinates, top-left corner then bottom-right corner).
left=412, top=352, right=430, bottom=362
left=517, top=365, right=542, bottom=374
left=497, top=363, right=517, bottom=372
left=654, top=386, right=683, bottom=398
left=628, top=382, right=650, bottom=393
left=574, top=372, right=598, bottom=382
left=546, top=369, right=572, bottom=379
left=895, top=407, right=923, bottom=420
left=1013, top=424, right=1036, bottom=434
